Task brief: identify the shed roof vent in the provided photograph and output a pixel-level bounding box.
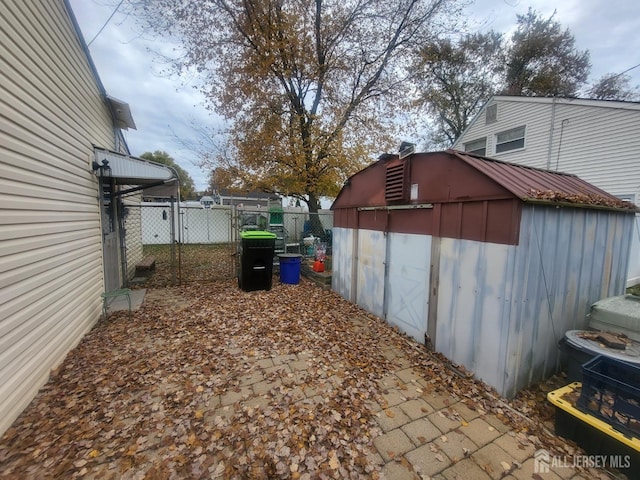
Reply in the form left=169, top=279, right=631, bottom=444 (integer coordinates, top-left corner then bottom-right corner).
left=385, top=161, right=407, bottom=202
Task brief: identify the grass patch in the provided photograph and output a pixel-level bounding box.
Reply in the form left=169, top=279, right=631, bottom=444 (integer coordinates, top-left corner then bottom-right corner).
left=141, top=243, right=236, bottom=287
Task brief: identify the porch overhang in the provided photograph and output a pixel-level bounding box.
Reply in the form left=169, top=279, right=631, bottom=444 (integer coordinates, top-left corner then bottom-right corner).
left=93, top=147, right=177, bottom=186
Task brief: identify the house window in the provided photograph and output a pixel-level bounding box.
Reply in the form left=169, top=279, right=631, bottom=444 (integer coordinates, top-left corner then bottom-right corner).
left=464, top=138, right=487, bottom=156
left=495, top=126, right=525, bottom=153
left=617, top=194, right=636, bottom=205
left=486, top=104, right=497, bottom=124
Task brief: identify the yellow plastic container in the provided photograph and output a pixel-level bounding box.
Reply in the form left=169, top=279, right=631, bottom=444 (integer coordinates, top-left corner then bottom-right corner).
left=547, top=382, right=640, bottom=453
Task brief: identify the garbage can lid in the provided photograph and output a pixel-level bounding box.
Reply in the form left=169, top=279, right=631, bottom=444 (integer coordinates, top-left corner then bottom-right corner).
left=241, top=231, right=277, bottom=239
left=564, top=330, right=640, bottom=363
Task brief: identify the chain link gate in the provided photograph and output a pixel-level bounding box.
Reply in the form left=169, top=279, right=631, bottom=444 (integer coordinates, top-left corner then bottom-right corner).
left=178, top=204, right=237, bottom=284
left=118, top=202, right=235, bottom=287
left=121, top=201, right=333, bottom=288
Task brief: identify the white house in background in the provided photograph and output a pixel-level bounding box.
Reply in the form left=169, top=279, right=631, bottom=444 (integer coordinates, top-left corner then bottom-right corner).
left=0, top=0, right=176, bottom=435
left=214, top=189, right=282, bottom=208
left=452, top=95, right=640, bottom=286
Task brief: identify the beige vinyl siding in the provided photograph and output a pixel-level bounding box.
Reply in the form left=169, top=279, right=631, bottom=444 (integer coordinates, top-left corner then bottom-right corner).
left=0, top=0, right=117, bottom=435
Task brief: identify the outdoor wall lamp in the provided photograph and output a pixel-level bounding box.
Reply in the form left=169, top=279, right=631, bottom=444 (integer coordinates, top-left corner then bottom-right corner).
left=92, top=159, right=111, bottom=177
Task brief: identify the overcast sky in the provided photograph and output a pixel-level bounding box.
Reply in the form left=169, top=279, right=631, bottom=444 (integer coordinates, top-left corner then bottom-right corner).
left=68, top=0, right=640, bottom=192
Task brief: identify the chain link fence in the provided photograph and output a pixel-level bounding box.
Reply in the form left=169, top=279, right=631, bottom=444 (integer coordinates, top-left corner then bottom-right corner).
left=122, top=202, right=333, bottom=288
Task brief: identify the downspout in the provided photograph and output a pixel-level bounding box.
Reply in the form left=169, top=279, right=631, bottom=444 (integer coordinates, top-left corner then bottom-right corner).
left=555, top=119, right=569, bottom=172
left=546, top=97, right=557, bottom=170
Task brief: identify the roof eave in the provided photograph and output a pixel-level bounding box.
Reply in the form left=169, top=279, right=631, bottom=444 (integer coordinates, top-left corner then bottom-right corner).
left=522, top=198, right=639, bottom=214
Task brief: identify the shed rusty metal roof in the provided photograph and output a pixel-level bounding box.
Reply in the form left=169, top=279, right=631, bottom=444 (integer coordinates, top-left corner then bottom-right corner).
left=448, top=149, right=637, bottom=212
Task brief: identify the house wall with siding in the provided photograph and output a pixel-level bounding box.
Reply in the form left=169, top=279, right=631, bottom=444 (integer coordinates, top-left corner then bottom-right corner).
left=0, top=0, right=117, bottom=434
left=454, top=97, right=640, bottom=285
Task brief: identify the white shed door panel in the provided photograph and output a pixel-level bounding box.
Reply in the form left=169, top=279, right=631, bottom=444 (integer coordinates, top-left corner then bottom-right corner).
left=356, top=230, right=386, bottom=317
left=385, top=233, right=431, bottom=343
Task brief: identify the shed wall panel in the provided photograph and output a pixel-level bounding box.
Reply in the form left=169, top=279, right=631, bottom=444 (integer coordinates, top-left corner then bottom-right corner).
left=436, top=238, right=514, bottom=392
left=331, top=227, right=355, bottom=301
left=332, top=208, right=632, bottom=398
left=502, top=206, right=631, bottom=396
left=434, top=205, right=632, bottom=397
left=334, top=198, right=520, bottom=245
left=0, top=0, right=117, bottom=435
left=355, top=229, right=386, bottom=318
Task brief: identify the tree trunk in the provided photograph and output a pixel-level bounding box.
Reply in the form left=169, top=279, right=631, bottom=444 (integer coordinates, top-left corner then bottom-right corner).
left=306, top=193, right=326, bottom=239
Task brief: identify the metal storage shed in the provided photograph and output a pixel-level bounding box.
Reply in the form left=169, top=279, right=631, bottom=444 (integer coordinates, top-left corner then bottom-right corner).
left=331, top=150, right=636, bottom=397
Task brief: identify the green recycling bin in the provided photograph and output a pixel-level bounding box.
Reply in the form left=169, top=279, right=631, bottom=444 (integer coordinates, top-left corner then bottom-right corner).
left=239, top=231, right=277, bottom=292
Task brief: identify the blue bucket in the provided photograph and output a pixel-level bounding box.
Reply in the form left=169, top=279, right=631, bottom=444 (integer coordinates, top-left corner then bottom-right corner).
left=279, top=254, right=302, bottom=285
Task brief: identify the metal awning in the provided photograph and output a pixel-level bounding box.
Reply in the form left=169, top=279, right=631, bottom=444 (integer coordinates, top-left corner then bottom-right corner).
left=105, top=96, right=136, bottom=130
left=93, top=147, right=177, bottom=186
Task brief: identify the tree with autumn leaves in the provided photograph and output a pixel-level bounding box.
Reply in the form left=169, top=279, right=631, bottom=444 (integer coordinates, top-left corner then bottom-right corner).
left=133, top=2, right=636, bottom=207
left=413, top=8, right=638, bottom=149
left=139, top=151, right=197, bottom=200
left=134, top=0, right=464, bottom=213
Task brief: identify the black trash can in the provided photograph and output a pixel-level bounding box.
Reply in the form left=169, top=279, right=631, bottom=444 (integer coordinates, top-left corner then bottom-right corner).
left=239, top=231, right=276, bottom=292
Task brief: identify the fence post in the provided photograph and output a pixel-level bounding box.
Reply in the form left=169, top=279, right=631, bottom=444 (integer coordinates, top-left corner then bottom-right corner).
left=170, top=196, right=176, bottom=286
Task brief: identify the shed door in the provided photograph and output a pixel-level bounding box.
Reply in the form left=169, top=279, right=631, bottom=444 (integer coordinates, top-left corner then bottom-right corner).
left=355, top=230, right=386, bottom=318
left=385, top=233, right=431, bottom=343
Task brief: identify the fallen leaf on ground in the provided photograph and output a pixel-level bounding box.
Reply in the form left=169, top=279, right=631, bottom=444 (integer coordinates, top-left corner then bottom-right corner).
left=0, top=280, right=605, bottom=478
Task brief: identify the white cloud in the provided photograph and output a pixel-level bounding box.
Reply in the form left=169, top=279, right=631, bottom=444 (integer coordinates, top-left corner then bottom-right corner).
left=69, top=0, right=219, bottom=191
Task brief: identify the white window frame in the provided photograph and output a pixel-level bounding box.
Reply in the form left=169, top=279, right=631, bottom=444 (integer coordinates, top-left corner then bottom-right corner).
left=463, top=137, right=487, bottom=156
left=616, top=194, right=636, bottom=204
left=494, top=125, right=526, bottom=154
left=485, top=104, right=497, bottom=124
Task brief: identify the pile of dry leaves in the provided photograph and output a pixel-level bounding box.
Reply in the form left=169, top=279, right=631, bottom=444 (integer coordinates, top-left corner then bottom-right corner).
left=0, top=281, right=397, bottom=479
left=0, top=279, right=605, bottom=479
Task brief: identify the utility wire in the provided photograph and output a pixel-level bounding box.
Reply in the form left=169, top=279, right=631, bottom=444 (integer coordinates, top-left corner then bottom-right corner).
left=87, top=0, right=125, bottom=47
left=603, top=62, right=640, bottom=82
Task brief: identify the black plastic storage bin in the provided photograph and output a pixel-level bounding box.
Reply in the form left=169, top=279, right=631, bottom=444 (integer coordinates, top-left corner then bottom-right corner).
left=553, top=405, right=639, bottom=474
left=239, top=231, right=276, bottom=292
left=577, top=355, right=640, bottom=438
